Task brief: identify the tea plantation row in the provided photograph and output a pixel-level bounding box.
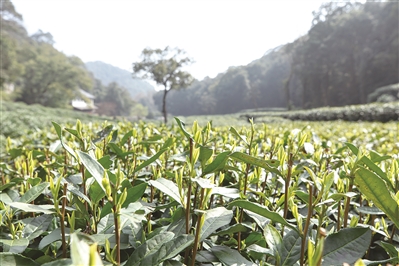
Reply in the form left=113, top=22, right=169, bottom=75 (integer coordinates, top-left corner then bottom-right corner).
left=0, top=110, right=398, bottom=265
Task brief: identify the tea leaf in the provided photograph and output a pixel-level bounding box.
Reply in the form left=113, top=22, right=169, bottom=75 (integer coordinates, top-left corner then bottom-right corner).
left=322, top=227, right=372, bottom=265
left=125, top=231, right=175, bottom=266
left=200, top=207, right=233, bottom=241
left=77, top=150, right=106, bottom=192
left=149, top=178, right=181, bottom=204
left=229, top=200, right=296, bottom=230
left=202, top=151, right=230, bottom=175
left=9, top=202, right=55, bottom=214
left=355, top=166, right=399, bottom=229
left=133, top=148, right=167, bottom=174
left=0, top=253, right=39, bottom=266
left=211, top=245, right=257, bottom=266
left=281, top=229, right=302, bottom=266
left=264, top=224, right=282, bottom=263
left=22, top=214, right=53, bottom=240
left=0, top=238, right=29, bottom=253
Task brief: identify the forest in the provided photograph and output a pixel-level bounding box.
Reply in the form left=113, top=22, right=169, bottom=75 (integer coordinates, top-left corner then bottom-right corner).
left=154, top=1, right=399, bottom=115
left=1, top=1, right=398, bottom=117
left=0, top=1, right=141, bottom=117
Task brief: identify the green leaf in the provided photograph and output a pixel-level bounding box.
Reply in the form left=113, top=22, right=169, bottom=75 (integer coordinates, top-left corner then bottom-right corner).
left=198, top=145, right=213, bottom=167
left=149, top=178, right=181, bottom=204
left=246, top=244, right=273, bottom=257
left=281, top=229, right=302, bottom=266
left=0, top=253, right=39, bottom=266
left=162, top=260, right=185, bottom=266
left=8, top=202, right=55, bottom=214
left=109, top=142, right=125, bottom=157
left=211, top=223, right=249, bottom=236
left=122, top=183, right=147, bottom=208
left=200, top=207, right=233, bottom=242
left=66, top=186, right=91, bottom=206
left=0, top=238, right=29, bottom=253
left=42, top=259, right=73, bottom=266
left=133, top=148, right=167, bottom=173
left=264, top=224, right=282, bottom=263
left=70, top=232, right=103, bottom=266
left=211, top=245, right=257, bottom=266
left=346, top=143, right=393, bottom=190
left=161, top=137, right=174, bottom=150
left=229, top=127, right=248, bottom=146
left=322, top=227, right=372, bottom=265
left=76, top=150, right=106, bottom=192
left=88, top=180, right=106, bottom=204
left=378, top=241, right=399, bottom=258
left=228, top=200, right=296, bottom=230
left=211, top=187, right=240, bottom=199
left=230, top=152, right=281, bottom=175
left=196, top=250, right=219, bottom=263
left=98, top=155, right=113, bottom=169
left=121, top=130, right=133, bottom=146
left=125, top=231, right=175, bottom=266
left=355, top=166, right=399, bottom=229
left=52, top=122, right=77, bottom=160
left=174, top=117, right=192, bottom=140
left=22, top=214, right=53, bottom=240
left=0, top=182, right=16, bottom=192
left=142, top=234, right=195, bottom=265
left=203, top=151, right=230, bottom=175
left=19, top=182, right=49, bottom=203
left=192, top=177, right=215, bottom=189
left=93, top=125, right=113, bottom=143
left=363, top=258, right=399, bottom=266
left=39, top=228, right=69, bottom=249
left=357, top=206, right=385, bottom=215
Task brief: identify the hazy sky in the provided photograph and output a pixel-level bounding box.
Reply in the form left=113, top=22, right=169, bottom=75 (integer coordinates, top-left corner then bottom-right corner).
left=12, top=0, right=325, bottom=82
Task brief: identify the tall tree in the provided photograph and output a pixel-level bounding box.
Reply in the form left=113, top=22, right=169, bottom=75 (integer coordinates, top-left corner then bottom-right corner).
left=132, top=46, right=194, bottom=123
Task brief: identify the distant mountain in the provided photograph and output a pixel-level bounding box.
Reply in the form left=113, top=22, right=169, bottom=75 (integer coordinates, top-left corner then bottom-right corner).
left=85, top=61, right=155, bottom=98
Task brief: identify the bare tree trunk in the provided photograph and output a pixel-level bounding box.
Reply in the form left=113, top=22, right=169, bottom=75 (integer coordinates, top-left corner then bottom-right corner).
left=162, top=88, right=168, bottom=124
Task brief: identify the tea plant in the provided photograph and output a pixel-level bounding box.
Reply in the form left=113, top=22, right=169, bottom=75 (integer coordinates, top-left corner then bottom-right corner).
left=0, top=118, right=398, bottom=265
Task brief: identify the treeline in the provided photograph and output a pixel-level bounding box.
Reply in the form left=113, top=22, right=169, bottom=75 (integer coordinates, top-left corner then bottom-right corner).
left=0, top=1, right=140, bottom=117
left=155, top=1, right=398, bottom=115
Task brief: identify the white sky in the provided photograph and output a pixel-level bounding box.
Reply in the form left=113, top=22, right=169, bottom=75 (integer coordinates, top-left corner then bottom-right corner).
left=12, top=0, right=325, bottom=82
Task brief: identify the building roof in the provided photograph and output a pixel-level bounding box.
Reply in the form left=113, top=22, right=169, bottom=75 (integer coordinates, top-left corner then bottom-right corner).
left=79, top=89, right=95, bottom=99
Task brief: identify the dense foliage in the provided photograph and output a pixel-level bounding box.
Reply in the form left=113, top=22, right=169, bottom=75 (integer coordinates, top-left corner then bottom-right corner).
left=156, top=1, right=398, bottom=115
left=240, top=101, right=399, bottom=123
left=367, top=83, right=399, bottom=103
left=1, top=116, right=399, bottom=265
left=286, top=2, right=399, bottom=109
left=0, top=2, right=147, bottom=118
left=0, top=2, right=93, bottom=108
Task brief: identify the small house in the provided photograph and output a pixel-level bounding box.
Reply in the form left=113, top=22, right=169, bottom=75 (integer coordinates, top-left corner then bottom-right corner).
left=71, top=89, right=97, bottom=112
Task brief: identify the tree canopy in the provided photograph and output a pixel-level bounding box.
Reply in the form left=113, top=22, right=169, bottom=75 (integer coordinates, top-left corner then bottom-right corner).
left=133, top=46, right=194, bottom=123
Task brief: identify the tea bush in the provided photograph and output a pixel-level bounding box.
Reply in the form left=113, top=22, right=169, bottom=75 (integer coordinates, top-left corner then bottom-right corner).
left=0, top=117, right=399, bottom=265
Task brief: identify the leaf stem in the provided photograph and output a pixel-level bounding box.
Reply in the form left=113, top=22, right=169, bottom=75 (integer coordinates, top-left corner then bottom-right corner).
left=343, top=178, right=353, bottom=228
left=191, top=188, right=205, bottom=266
left=301, top=184, right=313, bottom=266
left=284, top=153, right=293, bottom=220
left=61, top=183, right=67, bottom=258
left=113, top=204, right=121, bottom=266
